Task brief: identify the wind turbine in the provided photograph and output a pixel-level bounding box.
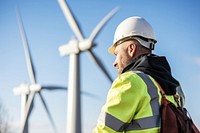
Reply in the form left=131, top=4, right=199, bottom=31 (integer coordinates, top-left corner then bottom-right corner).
left=58, top=0, right=119, bottom=133
left=15, top=8, right=67, bottom=133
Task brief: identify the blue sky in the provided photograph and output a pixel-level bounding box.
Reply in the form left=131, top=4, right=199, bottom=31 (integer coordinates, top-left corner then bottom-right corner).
left=0, top=0, right=200, bottom=133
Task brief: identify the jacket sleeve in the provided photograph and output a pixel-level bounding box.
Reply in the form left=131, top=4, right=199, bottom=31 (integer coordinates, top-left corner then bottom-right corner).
left=93, top=72, right=145, bottom=133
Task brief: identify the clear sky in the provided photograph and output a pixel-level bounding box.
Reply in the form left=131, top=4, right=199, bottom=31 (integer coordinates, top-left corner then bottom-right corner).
left=0, top=0, right=200, bottom=133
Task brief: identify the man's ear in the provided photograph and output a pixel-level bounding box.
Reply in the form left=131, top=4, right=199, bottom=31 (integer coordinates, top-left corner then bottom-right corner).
left=128, top=43, right=136, bottom=57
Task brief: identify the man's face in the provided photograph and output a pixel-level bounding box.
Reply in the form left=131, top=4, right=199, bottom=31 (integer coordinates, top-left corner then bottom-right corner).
left=113, top=40, right=134, bottom=75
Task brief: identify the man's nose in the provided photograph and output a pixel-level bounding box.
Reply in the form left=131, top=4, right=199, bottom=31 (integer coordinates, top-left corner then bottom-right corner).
left=113, top=61, right=117, bottom=68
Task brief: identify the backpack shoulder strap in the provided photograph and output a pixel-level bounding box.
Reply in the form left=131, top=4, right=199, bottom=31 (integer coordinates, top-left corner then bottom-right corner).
left=156, top=81, right=166, bottom=97
left=156, top=81, right=181, bottom=107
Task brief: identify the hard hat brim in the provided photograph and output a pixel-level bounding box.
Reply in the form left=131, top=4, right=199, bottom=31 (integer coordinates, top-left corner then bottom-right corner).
left=108, top=43, right=116, bottom=54
left=108, top=36, right=135, bottom=54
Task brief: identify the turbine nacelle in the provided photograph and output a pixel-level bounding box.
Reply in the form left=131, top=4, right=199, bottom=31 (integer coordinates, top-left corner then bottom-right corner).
left=59, top=39, right=79, bottom=56
left=13, top=83, right=30, bottom=95
left=13, top=84, right=42, bottom=96
left=59, top=38, right=96, bottom=56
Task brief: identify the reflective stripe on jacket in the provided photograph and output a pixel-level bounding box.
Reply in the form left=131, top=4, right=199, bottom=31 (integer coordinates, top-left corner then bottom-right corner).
left=93, top=71, right=178, bottom=133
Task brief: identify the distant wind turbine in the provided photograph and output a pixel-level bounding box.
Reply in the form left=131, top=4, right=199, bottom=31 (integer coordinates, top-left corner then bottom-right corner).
left=15, top=8, right=67, bottom=133
left=57, top=0, right=119, bottom=133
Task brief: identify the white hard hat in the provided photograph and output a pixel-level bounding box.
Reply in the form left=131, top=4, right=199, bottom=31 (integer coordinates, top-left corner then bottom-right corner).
left=108, top=16, right=157, bottom=54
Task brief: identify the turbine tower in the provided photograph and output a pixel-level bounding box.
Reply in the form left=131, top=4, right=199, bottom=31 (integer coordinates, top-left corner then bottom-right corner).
left=13, top=84, right=30, bottom=133
left=15, top=8, right=67, bottom=133
left=57, top=0, right=119, bottom=133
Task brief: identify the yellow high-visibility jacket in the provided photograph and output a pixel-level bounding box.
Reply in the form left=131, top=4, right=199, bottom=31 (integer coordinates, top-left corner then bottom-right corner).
left=93, top=71, right=179, bottom=133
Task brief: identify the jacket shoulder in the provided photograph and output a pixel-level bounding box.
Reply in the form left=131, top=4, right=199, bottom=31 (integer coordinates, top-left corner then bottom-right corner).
left=114, top=71, right=143, bottom=84
left=111, top=71, right=146, bottom=92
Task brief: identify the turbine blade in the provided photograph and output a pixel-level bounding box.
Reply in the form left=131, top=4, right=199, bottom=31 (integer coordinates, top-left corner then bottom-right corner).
left=87, top=49, right=113, bottom=83
left=58, top=0, right=84, bottom=41
left=38, top=92, right=57, bottom=133
left=21, top=94, right=34, bottom=133
left=26, top=96, right=34, bottom=122
left=16, top=8, right=36, bottom=84
left=42, top=86, right=67, bottom=91
left=21, top=92, right=35, bottom=133
left=89, top=7, right=119, bottom=41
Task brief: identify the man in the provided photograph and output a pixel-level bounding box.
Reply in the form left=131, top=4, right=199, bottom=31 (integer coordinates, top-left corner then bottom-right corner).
left=93, top=16, right=185, bottom=133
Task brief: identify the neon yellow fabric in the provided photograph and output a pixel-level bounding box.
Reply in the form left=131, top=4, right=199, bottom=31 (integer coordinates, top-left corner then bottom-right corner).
left=93, top=71, right=177, bottom=133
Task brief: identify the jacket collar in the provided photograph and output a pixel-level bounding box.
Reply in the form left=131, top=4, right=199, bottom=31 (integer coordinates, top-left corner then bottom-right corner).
left=122, top=54, right=179, bottom=95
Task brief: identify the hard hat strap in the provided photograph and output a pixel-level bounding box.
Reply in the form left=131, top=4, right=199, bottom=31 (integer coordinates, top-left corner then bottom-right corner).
left=149, top=41, right=155, bottom=50
left=133, top=36, right=155, bottom=50
left=115, top=36, right=155, bottom=50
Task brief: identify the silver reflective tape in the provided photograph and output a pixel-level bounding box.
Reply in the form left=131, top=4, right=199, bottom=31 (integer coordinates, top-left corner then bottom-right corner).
left=105, top=113, right=129, bottom=132
left=137, top=73, right=160, bottom=115
left=126, top=115, right=161, bottom=131
left=102, top=112, right=160, bottom=131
